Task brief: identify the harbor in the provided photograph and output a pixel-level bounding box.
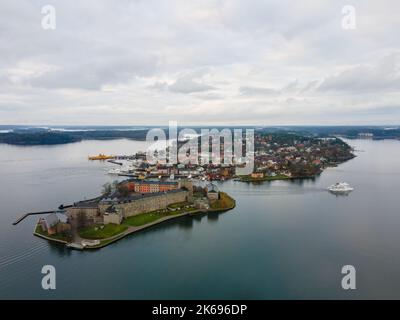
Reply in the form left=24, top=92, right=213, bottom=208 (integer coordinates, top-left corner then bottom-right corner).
left=28, top=172, right=235, bottom=250
left=14, top=134, right=356, bottom=251
left=3, top=137, right=399, bottom=299
left=85, top=132, right=355, bottom=183
left=13, top=210, right=66, bottom=225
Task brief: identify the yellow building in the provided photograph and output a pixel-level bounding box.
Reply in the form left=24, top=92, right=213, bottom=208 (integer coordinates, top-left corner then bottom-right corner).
left=251, top=172, right=264, bottom=179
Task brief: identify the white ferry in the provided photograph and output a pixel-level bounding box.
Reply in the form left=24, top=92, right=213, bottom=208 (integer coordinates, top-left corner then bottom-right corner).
left=327, top=182, right=354, bottom=193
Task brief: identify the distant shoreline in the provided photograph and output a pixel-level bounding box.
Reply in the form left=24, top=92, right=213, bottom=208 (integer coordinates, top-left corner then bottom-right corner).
left=2, top=126, right=400, bottom=146
left=0, top=130, right=149, bottom=146
left=237, top=153, right=356, bottom=183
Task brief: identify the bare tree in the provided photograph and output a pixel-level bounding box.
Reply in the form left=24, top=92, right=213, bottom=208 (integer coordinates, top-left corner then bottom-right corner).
left=102, top=182, right=112, bottom=195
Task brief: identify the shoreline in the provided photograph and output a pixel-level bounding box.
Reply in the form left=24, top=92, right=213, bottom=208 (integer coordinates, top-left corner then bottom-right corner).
left=237, top=175, right=315, bottom=183
left=33, top=227, right=68, bottom=245
left=237, top=155, right=356, bottom=183
left=34, top=195, right=236, bottom=250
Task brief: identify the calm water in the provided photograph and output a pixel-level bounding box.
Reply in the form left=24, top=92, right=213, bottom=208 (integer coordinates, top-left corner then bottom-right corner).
left=0, top=138, right=400, bottom=299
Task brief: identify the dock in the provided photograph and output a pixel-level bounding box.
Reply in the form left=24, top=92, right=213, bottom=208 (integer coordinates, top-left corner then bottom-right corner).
left=13, top=210, right=65, bottom=225
left=66, top=243, right=84, bottom=250
left=107, top=159, right=123, bottom=166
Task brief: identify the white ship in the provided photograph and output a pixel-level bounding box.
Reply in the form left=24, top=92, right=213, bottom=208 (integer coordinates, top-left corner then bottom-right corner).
left=107, top=168, right=122, bottom=175
left=327, top=182, right=354, bottom=193
left=107, top=166, right=132, bottom=175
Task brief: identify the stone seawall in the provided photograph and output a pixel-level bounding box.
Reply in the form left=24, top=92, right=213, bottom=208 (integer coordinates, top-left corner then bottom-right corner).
left=66, top=206, right=102, bottom=227
left=116, top=190, right=188, bottom=218
left=67, top=190, right=189, bottom=226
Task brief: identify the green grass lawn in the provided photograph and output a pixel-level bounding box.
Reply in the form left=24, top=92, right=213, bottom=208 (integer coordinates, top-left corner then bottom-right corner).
left=167, top=201, right=191, bottom=209
left=239, top=174, right=291, bottom=182
left=97, top=234, right=126, bottom=248
left=122, top=211, right=164, bottom=227
left=123, top=207, right=197, bottom=227
left=35, top=225, right=70, bottom=242
left=78, top=223, right=128, bottom=239
left=209, top=192, right=235, bottom=210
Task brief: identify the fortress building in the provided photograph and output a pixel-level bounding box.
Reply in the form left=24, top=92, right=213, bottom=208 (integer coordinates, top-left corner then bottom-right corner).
left=66, top=179, right=194, bottom=227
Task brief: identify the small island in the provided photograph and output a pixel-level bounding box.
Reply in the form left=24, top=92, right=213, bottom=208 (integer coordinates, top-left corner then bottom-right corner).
left=34, top=179, right=235, bottom=250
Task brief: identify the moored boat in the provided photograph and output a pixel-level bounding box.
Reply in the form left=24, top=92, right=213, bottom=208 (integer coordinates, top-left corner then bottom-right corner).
left=88, top=154, right=114, bottom=160
left=327, top=182, right=354, bottom=193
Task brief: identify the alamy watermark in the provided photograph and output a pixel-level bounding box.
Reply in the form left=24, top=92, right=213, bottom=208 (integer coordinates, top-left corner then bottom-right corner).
left=341, top=265, right=356, bottom=290
left=342, top=5, right=356, bottom=30
left=41, top=5, right=56, bottom=30
left=145, top=122, right=254, bottom=175
left=41, top=265, right=56, bottom=290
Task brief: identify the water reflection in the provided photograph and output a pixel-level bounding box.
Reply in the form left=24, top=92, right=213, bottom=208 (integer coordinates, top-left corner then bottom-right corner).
left=177, top=217, right=194, bottom=230
left=207, top=212, right=220, bottom=223
left=1, top=138, right=400, bottom=299
left=48, top=242, right=73, bottom=257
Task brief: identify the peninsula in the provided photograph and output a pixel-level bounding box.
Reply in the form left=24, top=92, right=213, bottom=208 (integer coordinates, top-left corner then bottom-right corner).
left=33, top=179, right=235, bottom=250
left=237, top=133, right=355, bottom=182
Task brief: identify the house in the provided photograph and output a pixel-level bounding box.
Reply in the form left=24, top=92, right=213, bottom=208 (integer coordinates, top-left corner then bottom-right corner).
left=251, top=172, right=264, bottom=179
left=125, top=180, right=179, bottom=193
left=40, top=213, right=60, bottom=235
left=206, top=183, right=219, bottom=201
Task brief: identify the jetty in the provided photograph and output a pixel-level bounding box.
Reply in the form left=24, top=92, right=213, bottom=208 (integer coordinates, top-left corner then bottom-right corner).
left=88, top=154, right=114, bottom=160
left=107, top=159, right=123, bottom=166
left=13, top=210, right=60, bottom=225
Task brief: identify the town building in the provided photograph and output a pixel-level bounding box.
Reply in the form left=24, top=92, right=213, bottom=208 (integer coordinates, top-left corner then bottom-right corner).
left=125, top=180, right=179, bottom=193
left=205, top=183, right=219, bottom=202
left=251, top=172, right=264, bottom=179
left=66, top=179, right=194, bottom=227
left=40, top=213, right=60, bottom=235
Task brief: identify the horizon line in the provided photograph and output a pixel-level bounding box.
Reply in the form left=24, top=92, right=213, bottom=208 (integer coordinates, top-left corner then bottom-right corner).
left=1, top=124, right=400, bottom=128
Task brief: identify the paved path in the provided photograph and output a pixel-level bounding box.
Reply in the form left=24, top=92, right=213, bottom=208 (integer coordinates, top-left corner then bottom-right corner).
left=69, top=203, right=233, bottom=249
left=91, top=210, right=199, bottom=243
left=69, top=215, right=84, bottom=244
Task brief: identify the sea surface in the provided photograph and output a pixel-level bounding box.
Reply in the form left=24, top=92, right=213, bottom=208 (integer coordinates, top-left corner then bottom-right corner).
left=0, top=138, right=400, bottom=299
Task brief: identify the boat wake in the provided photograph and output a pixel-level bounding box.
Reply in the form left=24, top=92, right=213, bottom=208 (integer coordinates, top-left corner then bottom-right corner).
left=0, top=243, right=47, bottom=269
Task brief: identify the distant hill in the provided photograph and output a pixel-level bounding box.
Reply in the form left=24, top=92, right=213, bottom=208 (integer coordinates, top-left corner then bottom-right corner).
left=256, top=126, right=400, bottom=140
left=1, top=125, right=399, bottom=146
left=0, top=129, right=149, bottom=146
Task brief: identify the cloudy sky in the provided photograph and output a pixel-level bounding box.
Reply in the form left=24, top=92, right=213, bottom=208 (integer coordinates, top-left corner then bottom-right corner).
left=1, top=0, right=400, bottom=125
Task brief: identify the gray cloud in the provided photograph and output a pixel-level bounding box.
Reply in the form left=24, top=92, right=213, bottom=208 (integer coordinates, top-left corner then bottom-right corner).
left=0, top=0, right=400, bottom=125
left=29, top=53, right=158, bottom=90
left=318, top=54, right=400, bottom=93
left=353, top=103, right=400, bottom=115
left=239, top=86, right=280, bottom=96
left=149, top=73, right=216, bottom=94
left=168, top=76, right=216, bottom=94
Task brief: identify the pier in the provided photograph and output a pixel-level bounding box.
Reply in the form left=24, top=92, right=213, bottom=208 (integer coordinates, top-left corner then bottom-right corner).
left=13, top=209, right=66, bottom=225
left=107, top=159, right=123, bottom=166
